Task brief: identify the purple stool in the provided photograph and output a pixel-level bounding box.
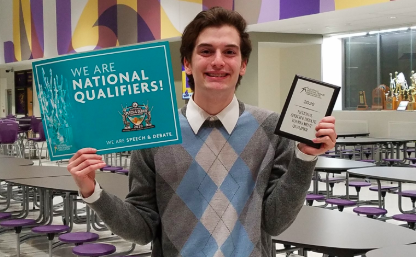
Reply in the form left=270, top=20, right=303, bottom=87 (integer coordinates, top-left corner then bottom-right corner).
left=349, top=181, right=371, bottom=201
left=115, top=169, right=129, bottom=176
left=407, top=158, right=416, bottom=164
left=411, top=164, right=416, bottom=168
left=382, top=158, right=402, bottom=166
left=32, top=225, right=70, bottom=257
left=399, top=190, right=416, bottom=209
left=403, top=149, right=415, bottom=158
left=72, top=243, right=116, bottom=256
left=306, top=194, right=325, bottom=206
left=0, top=213, right=11, bottom=220
left=102, top=166, right=123, bottom=173
left=0, top=219, right=36, bottom=257
left=100, top=165, right=111, bottom=171
left=326, top=199, right=356, bottom=212
left=321, top=177, right=345, bottom=196
left=361, top=159, right=375, bottom=163
left=369, top=186, right=398, bottom=208
left=392, top=214, right=416, bottom=229
left=353, top=206, right=387, bottom=219
left=58, top=231, right=99, bottom=245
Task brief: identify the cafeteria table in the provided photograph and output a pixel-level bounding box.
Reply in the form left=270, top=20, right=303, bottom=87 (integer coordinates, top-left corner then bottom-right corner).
left=313, top=157, right=375, bottom=195
left=365, top=244, right=416, bottom=257
left=272, top=205, right=416, bottom=257
left=348, top=167, right=416, bottom=213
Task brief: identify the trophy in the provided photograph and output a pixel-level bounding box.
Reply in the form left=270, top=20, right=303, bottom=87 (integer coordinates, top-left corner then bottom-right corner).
left=372, top=84, right=388, bottom=110
left=385, top=73, right=395, bottom=110
left=357, top=90, right=368, bottom=110
left=408, top=71, right=416, bottom=110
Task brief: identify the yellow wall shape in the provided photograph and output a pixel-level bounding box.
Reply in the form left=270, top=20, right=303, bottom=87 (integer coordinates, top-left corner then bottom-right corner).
left=13, top=0, right=21, bottom=61
left=335, top=0, right=390, bottom=10
left=161, top=7, right=181, bottom=39
left=181, top=0, right=203, bottom=4
left=20, top=0, right=32, bottom=50
left=72, top=0, right=99, bottom=51
left=117, top=0, right=137, bottom=11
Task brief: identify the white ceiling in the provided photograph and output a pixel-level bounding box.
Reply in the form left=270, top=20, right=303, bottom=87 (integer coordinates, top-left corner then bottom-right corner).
left=247, top=0, right=416, bottom=36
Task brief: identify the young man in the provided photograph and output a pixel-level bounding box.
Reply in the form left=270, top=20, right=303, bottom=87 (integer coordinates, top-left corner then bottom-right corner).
left=68, top=7, right=336, bottom=257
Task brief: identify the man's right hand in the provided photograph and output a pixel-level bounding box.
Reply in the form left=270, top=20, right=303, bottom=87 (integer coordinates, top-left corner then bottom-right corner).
left=67, top=148, right=107, bottom=198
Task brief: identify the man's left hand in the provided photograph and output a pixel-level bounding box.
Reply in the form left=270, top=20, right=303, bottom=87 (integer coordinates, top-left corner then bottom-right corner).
left=298, top=116, right=336, bottom=156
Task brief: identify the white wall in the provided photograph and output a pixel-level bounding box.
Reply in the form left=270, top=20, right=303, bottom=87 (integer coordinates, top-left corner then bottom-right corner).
left=279, top=44, right=322, bottom=111
left=333, top=110, right=416, bottom=138
left=0, top=1, right=13, bottom=65
left=258, top=44, right=280, bottom=112
left=0, top=78, right=7, bottom=117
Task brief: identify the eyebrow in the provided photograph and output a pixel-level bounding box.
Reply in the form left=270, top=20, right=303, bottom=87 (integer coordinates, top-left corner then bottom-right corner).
left=196, top=43, right=240, bottom=49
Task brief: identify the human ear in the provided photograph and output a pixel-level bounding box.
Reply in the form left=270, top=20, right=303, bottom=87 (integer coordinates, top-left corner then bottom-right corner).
left=183, top=58, right=192, bottom=75
left=239, top=59, right=247, bottom=76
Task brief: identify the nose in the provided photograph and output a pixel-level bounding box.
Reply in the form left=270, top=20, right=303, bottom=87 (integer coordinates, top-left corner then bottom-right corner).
left=211, top=50, right=225, bottom=68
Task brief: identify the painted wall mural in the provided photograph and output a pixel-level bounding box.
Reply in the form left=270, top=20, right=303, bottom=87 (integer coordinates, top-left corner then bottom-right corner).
left=1, top=0, right=394, bottom=64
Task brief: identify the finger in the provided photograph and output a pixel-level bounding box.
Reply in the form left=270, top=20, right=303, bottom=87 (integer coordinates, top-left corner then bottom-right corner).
left=76, top=162, right=107, bottom=177
left=313, top=136, right=334, bottom=147
left=69, top=148, right=98, bottom=163
left=320, top=116, right=335, bottom=124
left=67, top=154, right=102, bottom=171
left=315, top=122, right=335, bottom=131
left=70, top=159, right=105, bottom=175
left=315, top=129, right=337, bottom=143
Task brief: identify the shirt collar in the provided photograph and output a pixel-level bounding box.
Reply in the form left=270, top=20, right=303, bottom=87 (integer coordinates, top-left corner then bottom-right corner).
left=186, top=95, right=239, bottom=135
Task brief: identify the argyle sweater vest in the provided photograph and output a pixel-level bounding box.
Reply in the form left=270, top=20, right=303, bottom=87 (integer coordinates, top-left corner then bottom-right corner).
left=89, top=101, right=316, bottom=257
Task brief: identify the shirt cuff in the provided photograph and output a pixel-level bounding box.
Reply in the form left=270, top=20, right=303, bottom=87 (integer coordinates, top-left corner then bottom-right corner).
left=79, top=181, right=102, bottom=204
left=295, top=142, right=317, bottom=161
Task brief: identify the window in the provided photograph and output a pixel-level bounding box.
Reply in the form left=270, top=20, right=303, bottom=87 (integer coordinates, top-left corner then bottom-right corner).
left=343, top=29, right=416, bottom=110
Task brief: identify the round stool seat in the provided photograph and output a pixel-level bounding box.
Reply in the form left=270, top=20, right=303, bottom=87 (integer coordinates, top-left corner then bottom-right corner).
left=392, top=214, right=416, bottom=222
left=349, top=181, right=371, bottom=187
left=0, top=213, right=12, bottom=220
left=100, top=165, right=111, bottom=171
left=59, top=232, right=99, bottom=244
left=0, top=219, right=36, bottom=227
left=383, top=158, right=402, bottom=164
left=361, top=159, right=375, bottom=163
left=306, top=194, right=325, bottom=201
left=102, top=166, right=123, bottom=172
left=321, top=177, right=345, bottom=183
left=326, top=199, right=356, bottom=206
left=115, top=169, right=129, bottom=175
left=72, top=243, right=116, bottom=256
left=399, top=191, right=416, bottom=198
left=411, top=164, right=416, bottom=168
left=407, top=158, right=416, bottom=164
left=369, top=186, right=397, bottom=192
left=32, top=225, right=70, bottom=234
left=353, top=206, right=387, bottom=216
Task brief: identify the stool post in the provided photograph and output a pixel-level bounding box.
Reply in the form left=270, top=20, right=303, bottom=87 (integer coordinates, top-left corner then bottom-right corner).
left=16, top=232, right=20, bottom=257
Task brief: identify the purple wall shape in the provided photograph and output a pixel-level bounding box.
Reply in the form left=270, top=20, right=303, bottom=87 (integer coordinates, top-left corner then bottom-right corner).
left=56, top=0, right=73, bottom=55
left=4, top=41, right=16, bottom=63
left=258, top=0, right=280, bottom=23
left=280, top=0, right=320, bottom=20
left=320, top=0, right=335, bottom=12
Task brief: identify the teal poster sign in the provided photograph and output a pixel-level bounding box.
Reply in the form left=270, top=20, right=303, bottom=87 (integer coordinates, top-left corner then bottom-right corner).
left=32, top=41, right=182, bottom=161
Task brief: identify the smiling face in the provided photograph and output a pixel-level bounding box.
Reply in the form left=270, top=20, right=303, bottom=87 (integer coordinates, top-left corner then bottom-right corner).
left=184, top=25, right=247, bottom=98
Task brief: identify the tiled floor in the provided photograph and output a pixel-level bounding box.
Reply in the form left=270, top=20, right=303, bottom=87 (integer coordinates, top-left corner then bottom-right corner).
left=2, top=157, right=416, bottom=256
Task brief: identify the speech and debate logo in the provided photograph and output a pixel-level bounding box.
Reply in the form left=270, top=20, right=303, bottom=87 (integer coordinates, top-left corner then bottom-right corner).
left=300, top=87, right=325, bottom=99
left=120, top=102, right=155, bottom=132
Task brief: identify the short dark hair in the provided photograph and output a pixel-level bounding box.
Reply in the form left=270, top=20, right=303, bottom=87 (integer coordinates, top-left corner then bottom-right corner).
left=180, top=7, right=252, bottom=92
